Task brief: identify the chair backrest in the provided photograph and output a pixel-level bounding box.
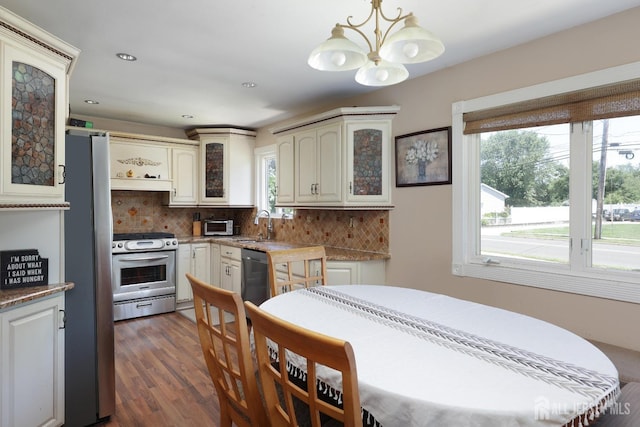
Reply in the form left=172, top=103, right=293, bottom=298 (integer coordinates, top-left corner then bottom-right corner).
left=245, top=301, right=361, bottom=427
left=186, top=273, right=269, bottom=427
left=266, top=246, right=327, bottom=297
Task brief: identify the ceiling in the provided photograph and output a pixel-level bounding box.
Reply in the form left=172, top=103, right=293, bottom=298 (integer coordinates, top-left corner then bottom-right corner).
left=3, top=0, right=640, bottom=130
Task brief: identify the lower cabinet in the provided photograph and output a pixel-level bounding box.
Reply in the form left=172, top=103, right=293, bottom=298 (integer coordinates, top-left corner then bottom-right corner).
left=326, top=259, right=386, bottom=285
left=1, top=294, right=65, bottom=427
left=176, top=243, right=211, bottom=305
left=220, top=245, right=241, bottom=295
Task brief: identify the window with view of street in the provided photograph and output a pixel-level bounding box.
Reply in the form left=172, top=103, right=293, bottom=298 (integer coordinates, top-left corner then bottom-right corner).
left=480, top=118, right=640, bottom=272
left=452, top=65, right=640, bottom=303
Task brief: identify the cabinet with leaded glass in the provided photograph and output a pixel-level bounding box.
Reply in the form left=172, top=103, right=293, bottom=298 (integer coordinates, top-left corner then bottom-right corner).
left=187, top=127, right=256, bottom=206
left=271, top=105, right=399, bottom=209
left=0, top=10, right=78, bottom=206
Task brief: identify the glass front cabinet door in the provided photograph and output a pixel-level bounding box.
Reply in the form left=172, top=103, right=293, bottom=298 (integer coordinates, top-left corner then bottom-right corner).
left=345, top=120, right=392, bottom=206
left=200, top=137, right=228, bottom=204
left=1, top=39, right=70, bottom=204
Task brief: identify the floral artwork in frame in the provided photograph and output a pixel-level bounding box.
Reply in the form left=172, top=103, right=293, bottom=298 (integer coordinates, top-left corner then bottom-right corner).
left=395, top=126, right=452, bottom=187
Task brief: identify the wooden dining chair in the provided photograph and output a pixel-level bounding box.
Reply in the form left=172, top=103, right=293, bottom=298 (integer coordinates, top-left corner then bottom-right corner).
left=245, top=301, right=362, bottom=427
left=186, top=273, right=269, bottom=427
left=266, top=246, right=328, bottom=297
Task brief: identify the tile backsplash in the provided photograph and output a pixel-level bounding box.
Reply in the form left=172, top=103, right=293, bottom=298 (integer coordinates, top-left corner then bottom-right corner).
left=111, top=191, right=388, bottom=253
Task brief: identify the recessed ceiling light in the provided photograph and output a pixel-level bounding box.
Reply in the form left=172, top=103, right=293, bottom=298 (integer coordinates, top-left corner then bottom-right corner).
left=116, top=53, right=137, bottom=61
left=241, top=82, right=257, bottom=88
left=84, top=99, right=99, bottom=104
left=182, top=114, right=194, bottom=119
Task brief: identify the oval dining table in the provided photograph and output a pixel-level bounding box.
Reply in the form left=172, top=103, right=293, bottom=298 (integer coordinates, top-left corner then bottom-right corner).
left=257, top=285, right=620, bottom=427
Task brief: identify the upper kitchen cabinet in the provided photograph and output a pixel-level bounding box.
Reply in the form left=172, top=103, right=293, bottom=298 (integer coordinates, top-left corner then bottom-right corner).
left=108, top=132, right=198, bottom=201
left=187, top=128, right=256, bottom=207
left=0, top=7, right=79, bottom=207
left=295, top=123, right=342, bottom=204
left=170, top=145, right=198, bottom=206
left=274, top=134, right=295, bottom=204
left=271, top=106, right=399, bottom=209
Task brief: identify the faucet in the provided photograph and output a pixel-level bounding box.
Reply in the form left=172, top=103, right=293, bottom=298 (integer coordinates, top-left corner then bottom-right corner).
left=254, top=209, right=273, bottom=240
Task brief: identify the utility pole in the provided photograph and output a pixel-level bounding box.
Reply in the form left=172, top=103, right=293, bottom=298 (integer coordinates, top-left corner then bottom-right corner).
left=594, top=119, right=609, bottom=239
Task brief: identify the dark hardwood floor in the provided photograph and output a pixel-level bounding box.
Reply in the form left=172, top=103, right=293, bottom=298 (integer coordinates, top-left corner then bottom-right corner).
left=100, top=311, right=221, bottom=427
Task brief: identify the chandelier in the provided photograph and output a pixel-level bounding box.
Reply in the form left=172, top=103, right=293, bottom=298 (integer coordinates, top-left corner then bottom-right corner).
left=308, top=0, right=444, bottom=86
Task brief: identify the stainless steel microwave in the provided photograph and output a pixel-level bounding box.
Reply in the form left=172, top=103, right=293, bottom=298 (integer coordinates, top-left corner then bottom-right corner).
left=203, top=219, right=234, bottom=236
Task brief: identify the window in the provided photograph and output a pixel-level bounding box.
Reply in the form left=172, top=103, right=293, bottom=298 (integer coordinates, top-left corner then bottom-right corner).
left=452, top=62, right=640, bottom=303
left=255, top=145, right=293, bottom=218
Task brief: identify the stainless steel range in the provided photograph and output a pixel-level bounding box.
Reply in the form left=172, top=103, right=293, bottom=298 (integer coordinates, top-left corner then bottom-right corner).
left=111, top=232, right=178, bottom=321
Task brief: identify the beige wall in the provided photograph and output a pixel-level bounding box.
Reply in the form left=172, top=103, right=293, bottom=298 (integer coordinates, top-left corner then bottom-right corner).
left=256, top=8, right=640, bottom=351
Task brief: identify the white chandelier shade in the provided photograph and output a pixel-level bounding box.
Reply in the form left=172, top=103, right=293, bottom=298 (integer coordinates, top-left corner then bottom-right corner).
left=379, top=16, right=445, bottom=64
left=355, top=58, right=409, bottom=86
left=307, top=1, right=445, bottom=87
left=307, top=25, right=368, bottom=71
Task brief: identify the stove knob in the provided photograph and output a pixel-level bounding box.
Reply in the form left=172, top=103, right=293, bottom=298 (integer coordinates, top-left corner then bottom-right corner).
left=117, top=242, right=124, bottom=248
left=172, top=240, right=177, bottom=245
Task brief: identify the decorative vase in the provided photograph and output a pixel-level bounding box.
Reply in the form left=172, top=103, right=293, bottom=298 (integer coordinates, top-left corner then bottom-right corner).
left=418, top=159, right=427, bottom=180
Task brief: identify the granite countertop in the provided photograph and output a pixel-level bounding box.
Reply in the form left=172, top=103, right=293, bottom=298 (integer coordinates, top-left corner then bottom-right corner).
left=0, top=282, right=75, bottom=311
left=177, top=235, right=390, bottom=261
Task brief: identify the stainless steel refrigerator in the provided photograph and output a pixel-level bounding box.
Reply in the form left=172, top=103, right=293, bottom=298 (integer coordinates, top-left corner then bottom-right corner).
left=64, top=129, right=115, bottom=426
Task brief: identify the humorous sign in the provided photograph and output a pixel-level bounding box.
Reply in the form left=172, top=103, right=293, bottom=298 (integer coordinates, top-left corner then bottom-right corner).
left=1, top=249, right=49, bottom=289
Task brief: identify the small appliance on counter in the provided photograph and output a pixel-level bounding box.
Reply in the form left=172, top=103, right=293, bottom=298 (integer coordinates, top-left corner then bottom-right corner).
left=203, top=218, right=234, bottom=236
left=192, top=212, right=201, bottom=236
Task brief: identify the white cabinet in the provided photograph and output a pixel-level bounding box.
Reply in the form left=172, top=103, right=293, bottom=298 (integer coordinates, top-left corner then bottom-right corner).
left=109, top=137, right=172, bottom=191
left=275, top=135, right=295, bottom=204
left=210, top=243, right=221, bottom=287
left=176, top=242, right=211, bottom=304
left=187, top=128, right=256, bottom=207
left=220, top=245, right=241, bottom=295
left=326, top=259, right=386, bottom=285
left=170, top=145, right=198, bottom=206
left=295, top=123, right=342, bottom=204
left=271, top=106, right=399, bottom=209
left=1, top=294, right=65, bottom=427
left=0, top=12, right=78, bottom=206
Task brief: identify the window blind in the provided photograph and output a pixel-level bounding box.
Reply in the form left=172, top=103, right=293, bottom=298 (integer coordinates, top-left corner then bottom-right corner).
left=463, top=79, right=640, bottom=134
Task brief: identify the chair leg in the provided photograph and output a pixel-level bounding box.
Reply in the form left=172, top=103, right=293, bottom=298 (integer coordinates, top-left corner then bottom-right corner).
left=219, top=403, right=233, bottom=427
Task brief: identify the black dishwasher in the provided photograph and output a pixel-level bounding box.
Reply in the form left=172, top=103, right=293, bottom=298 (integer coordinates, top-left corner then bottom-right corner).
left=241, top=248, right=270, bottom=306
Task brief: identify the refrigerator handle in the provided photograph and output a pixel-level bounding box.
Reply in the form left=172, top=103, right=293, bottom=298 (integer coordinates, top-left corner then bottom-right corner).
left=58, top=309, right=67, bottom=329
left=59, top=164, right=66, bottom=184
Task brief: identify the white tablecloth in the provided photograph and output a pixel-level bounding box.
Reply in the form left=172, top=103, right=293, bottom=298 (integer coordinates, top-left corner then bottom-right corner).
left=258, top=285, right=620, bottom=427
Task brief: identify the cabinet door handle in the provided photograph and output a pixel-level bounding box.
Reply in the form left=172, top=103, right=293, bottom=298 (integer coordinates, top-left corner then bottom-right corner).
left=58, top=309, right=66, bottom=329
left=349, top=181, right=353, bottom=194
left=173, top=188, right=177, bottom=196
left=59, top=165, right=66, bottom=184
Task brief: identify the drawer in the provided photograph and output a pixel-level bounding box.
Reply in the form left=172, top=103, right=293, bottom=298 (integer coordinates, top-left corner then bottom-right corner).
left=220, top=245, right=241, bottom=260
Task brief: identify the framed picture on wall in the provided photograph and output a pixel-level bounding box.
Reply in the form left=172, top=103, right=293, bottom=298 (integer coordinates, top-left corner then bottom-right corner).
left=395, top=126, right=452, bottom=187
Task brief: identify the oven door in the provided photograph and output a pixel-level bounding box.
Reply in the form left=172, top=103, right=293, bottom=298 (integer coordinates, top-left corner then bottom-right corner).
left=112, top=251, right=176, bottom=302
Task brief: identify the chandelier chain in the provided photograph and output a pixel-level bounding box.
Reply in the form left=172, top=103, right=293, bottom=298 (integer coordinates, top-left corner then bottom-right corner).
left=341, top=0, right=413, bottom=63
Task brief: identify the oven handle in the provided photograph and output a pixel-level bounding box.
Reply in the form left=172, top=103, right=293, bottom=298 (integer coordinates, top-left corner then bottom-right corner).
left=118, top=255, right=171, bottom=262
